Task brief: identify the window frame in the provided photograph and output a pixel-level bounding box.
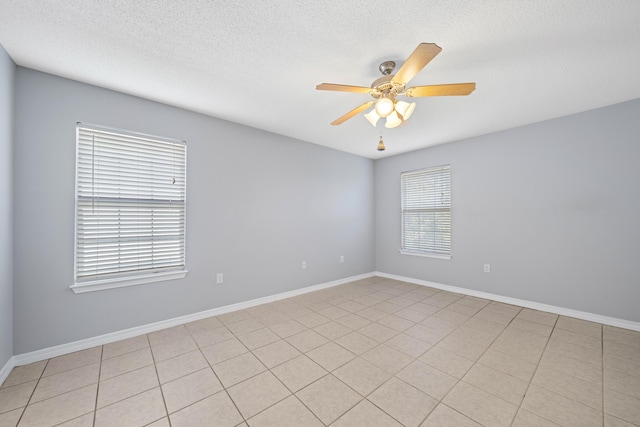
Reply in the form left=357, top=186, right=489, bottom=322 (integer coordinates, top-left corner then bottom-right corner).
left=71, top=123, right=188, bottom=293
left=400, top=165, right=452, bottom=259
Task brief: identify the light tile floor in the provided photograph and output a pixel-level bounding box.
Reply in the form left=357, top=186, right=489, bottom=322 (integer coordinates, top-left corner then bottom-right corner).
left=1, top=277, right=639, bottom=426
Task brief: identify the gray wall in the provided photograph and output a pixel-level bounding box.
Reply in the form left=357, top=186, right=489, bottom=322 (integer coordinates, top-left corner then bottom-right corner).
left=13, top=68, right=375, bottom=354
left=0, top=46, right=14, bottom=367
left=9, top=63, right=640, bottom=356
left=376, top=99, right=640, bottom=322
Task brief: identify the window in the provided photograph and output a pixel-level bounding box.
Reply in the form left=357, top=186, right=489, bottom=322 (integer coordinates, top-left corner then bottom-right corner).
left=72, top=123, right=187, bottom=293
left=401, top=165, right=451, bottom=258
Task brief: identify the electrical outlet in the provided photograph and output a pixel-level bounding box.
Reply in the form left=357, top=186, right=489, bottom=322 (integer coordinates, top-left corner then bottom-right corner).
left=216, top=273, right=223, bottom=284
left=302, top=261, right=307, bottom=270
left=484, top=264, right=491, bottom=273
left=340, top=255, right=344, bottom=263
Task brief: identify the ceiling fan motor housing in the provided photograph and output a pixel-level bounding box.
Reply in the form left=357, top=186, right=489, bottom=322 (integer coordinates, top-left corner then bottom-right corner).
left=371, top=75, right=404, bottom=99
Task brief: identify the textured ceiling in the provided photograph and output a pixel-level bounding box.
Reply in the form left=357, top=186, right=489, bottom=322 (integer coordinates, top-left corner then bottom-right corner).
left=1, top=1, right=640, bottom=159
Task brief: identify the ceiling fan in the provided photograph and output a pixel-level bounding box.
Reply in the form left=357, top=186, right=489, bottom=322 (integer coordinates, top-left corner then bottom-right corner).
left=316, top=43, right=476, bottom=128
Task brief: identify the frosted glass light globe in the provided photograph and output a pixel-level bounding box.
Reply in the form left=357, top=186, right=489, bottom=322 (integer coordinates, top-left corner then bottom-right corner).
left=375, top=97, right=394, bottom=117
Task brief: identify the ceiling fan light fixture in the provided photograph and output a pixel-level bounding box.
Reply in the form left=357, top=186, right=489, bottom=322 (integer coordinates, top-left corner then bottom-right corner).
left=375, top=97, right=394, bottom=117
left=364, top=109, right=380, bottom=127
left=396, top=101, right=416, bottom=120
left=385, top=111, right=403, bottom=128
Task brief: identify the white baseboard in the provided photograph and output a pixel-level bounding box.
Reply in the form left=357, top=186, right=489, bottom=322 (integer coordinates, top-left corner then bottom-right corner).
left=0, top=356, right=16, bottom=386
left=376, top=271, right=640, bottom=332
left=10, top=269, right=639, bottom=373
left=12, top=272, right=375, bottom=367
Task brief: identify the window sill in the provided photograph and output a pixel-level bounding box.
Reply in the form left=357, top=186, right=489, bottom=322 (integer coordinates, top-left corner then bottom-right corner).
left=399, top=250, right=451, bottom=260
left=70, top=270, right=188, bottom=294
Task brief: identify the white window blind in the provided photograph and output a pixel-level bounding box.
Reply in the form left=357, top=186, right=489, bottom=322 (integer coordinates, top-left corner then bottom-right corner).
left=74, top=123, right=187, bottom=291
left=401, top=165, right=451, bottom=257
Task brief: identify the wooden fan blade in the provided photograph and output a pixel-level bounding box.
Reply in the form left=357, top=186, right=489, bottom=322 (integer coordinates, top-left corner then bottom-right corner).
left=316, top=83, right=373, bottom=94
left=391, top=43, right=442, bottom=86
left=331, top=101, right=375, bottom=126
left=405, top=83, right=476, bottom=97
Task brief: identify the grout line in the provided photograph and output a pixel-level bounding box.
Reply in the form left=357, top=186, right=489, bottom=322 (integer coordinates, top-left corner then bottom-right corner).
left=188, top=319, right=251, bottom=425
left=240, top=296, right=364, bottom=425
left=305, top=285, right=486, bottom=425
left=11, top=353, right=102, bottom=426
left=356, top=284, right=523, bottom=422
left=333, top=281, right=460, bottom=424
left=92, top=345, right=103, bottom=427
left=253, top=325, right=349, bottom=423
left=435, top=304, right=525, bottom=427
left=146, top=333, right=172, bottom=427
left=365, top=375, right=436, bottom=426
left=286, top=393, right=328, bottom=427
left=246, top=311, right=327, bottom=423
left=14, top=358, right=49, bottom=426
left=509, top=315, right=560, bottom=426
left=523, top=325, right=607, bottom=411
